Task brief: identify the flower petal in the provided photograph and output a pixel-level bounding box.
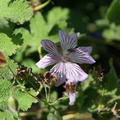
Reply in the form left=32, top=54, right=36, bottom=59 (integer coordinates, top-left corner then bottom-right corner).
left=78, top=46, right=92, bottom=54
left=41, top=40, right=59, bottom=55
left=69, top=48, right=96, bottom=64
left=65, top=62, right=88, bottom=83
left=36, top=53, right=58, bottom=69
left=59, top=30, right=77, bottom=51
left=68, top=92, right=76, bottom=106
left=50, top=62, right=66, bottom=86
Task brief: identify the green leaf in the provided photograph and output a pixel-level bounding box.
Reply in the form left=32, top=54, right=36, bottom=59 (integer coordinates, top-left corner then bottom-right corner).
left=103, top=24, right=120, bottom=41
left=0, top=33, right=19, bottom=56
left=14, top=7, right=69, bottom=50
left=0, top=59, right=18, bottom=80
left=0, top=0, right=9, bottom=26
left=0, top=80, right=13, bottom=109
left=0, top=0, right=33, bottom=26
left=0, top=77, right=37, bottom=111
left=106, top=0, right=120, bottom=24
left=96, top=19, right=109, bottom=27
left=9, top=0, right=33, bottom=24
left=22, top=59, right=40, bottom=73
left=50, top=91, right=58, bottom=102
left=14, top=88, right=37, bottom=111
left=47, top=111, right=62, bottom=120
left=0, top=110, right=15, bottom=120
left=81, top=74, right=94, bottom=91
left=104, top=59, right=119, bottom=90
left=47, top=7, right=69, bottom=32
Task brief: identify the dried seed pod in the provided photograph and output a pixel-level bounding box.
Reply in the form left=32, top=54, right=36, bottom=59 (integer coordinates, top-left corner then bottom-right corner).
left=16, top=67, right=32, bottom=80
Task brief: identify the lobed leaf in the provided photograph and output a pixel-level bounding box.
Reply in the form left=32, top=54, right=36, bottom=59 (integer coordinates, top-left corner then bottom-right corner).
left=0, top=0, right=33, bottom=26
left=0, top=110, right=15, bottom=120
left=0, top=80, right=13, bottom=109
left=0, top=59, right=18, bottom=80
left=14, top=7, right=69, bottom=50
left=0, top=33, right=19, bottom=56
left=14, top=88, right=37, bottom=111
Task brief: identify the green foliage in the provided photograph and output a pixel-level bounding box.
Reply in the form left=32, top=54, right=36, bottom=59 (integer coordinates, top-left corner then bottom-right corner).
left=14, top=7, right=69, bottom=49
left=97, top=0, right=120, bottom=42
left=81, top=74, right=94, bottom=91
left=104, top=59, right=119, bottom=90
left=0, top=33, right=19, bottom=56
left=103, top=24, right=120, bottom=41
left=47, top=111, right=62, bottom=120
left=0, top=110, right=15, bottom=120
left=0, top=0, right=120, bottom=119
left=0, top=0, right=33, bottom=26
left=0, top=58, right=37, bottom=112
left=0, top=80, right=37, bottom=112
left=0, top=80, right=12, bottom=109
left=106, top=0, right=120, bottom=24
left=13, top=7, right=69, bottom=71
left=14, top=88, right=37, bottom=111
left=0, top=59, right=18, bottom=80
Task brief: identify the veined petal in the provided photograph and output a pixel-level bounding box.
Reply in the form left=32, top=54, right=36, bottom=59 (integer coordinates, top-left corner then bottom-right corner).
left=65, top=62, right=88, bottom=83
left=69, top=48, right=96, bottom=64
left=50, top=62, right=66, bottom=86
left=59, top=30, right=77, bottom=51
left=78, top=46, right=92, bottom=54
left=36, top=53, right=58, bottom=69
left=41, top=40, right=59, bottom=55
left=68, top=92, right=76, bottom=106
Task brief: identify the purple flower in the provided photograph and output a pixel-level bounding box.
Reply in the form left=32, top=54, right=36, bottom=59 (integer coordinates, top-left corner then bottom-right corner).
left=36, top=30, right=95, bottom=86
left=36, top=30, right=95, bottom=105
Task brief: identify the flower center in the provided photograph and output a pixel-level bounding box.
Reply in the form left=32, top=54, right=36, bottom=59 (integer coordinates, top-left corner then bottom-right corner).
left=63, top=56, right=70, bottom=61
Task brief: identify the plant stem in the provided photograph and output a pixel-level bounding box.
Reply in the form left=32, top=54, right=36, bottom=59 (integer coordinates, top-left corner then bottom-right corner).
left=33, top=0, right=51, bottom=11
left=49, top=96, right=68, bottom=105
left=19, top=112, right=37, bottom=117
left=44, top=84, right=48, bottom=101
left=48, top=87, right=51, bottom=102
left=36, top=84, right=43, bottom=95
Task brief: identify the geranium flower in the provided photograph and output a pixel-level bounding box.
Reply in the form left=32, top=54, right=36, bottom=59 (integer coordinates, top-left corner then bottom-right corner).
left=36, top=30, right=95, bottom=86
left=36, top=30, right=95, bottom=105
left=36, top=30, right=95, bottom=85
